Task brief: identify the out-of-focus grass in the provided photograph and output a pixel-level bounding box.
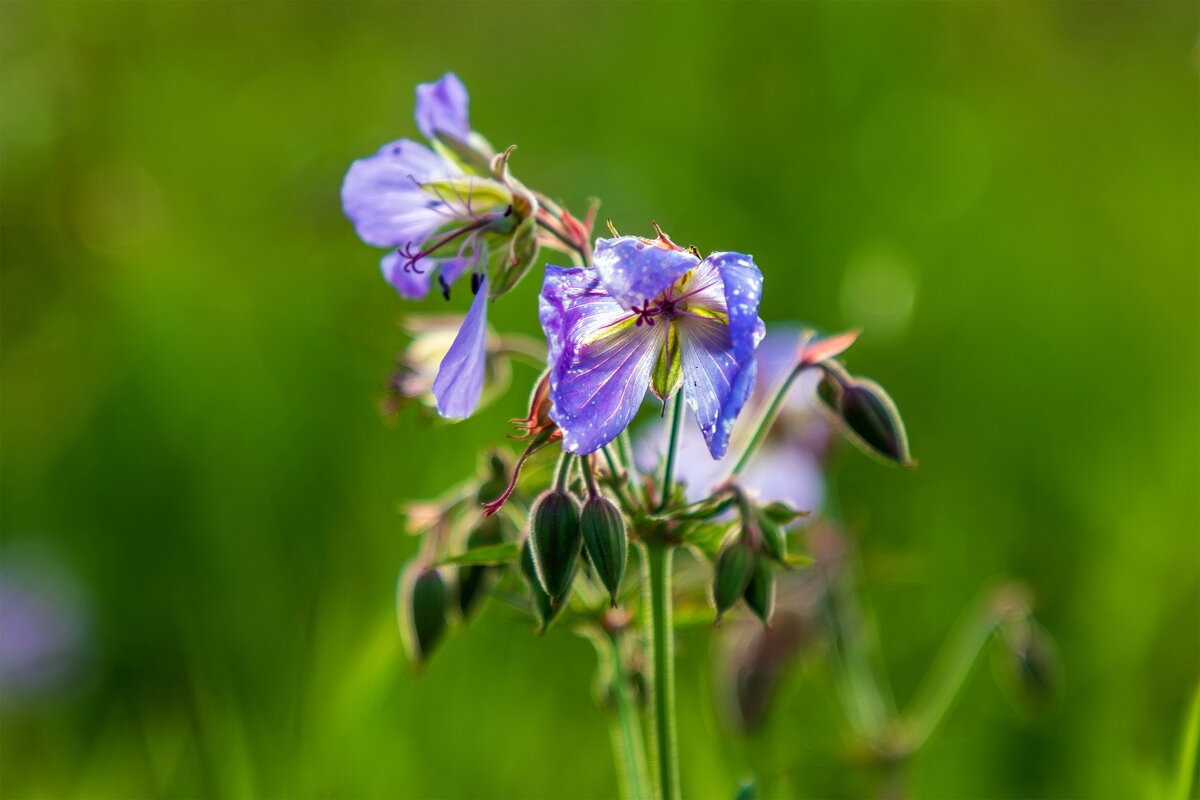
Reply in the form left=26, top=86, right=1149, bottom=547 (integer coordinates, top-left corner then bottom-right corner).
left=2, top=2, right=1196, bottom=797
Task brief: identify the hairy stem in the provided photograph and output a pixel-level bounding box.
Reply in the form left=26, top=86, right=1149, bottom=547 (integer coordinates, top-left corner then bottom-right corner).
left=555, top=450, right=574, bottom=492
left=641, top=539, right=679, bottom=800
left=581, top=454, right=600, bottom=498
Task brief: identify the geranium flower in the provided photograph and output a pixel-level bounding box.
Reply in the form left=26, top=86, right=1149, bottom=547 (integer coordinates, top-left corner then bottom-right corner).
left=342, top=73, right=540, bottom=418
left=539, top=229, right=765, bottom=457
left=341, top=73, right=537, bottom=301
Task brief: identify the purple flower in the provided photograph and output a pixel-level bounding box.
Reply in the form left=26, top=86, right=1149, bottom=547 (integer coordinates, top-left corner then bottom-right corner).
left=342, top=73, right=540, bottom=419
left=539, top=231, right=765, bottom=457
left=342, top=73, right=518, bottom=302
left=0, top=542, right=92, bottom=706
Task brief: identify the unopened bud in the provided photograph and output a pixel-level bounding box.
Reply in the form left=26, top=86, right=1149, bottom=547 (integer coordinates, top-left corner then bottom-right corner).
left=398, top=563, right=448, bottom=665
left=760, top=501, right=807, bottom=526
left=712, top=541, right=757, bottom=623
left=520, top=539, right=562, bottom=633
left=529, top=490, right=582, bottom=603
left=580, top=495, right=628, bottom=607
left=823, top=373, right=912, bottom=467
left=743, top=556, right=775, bottom=626
left=754, top=512, right=787, bottom=565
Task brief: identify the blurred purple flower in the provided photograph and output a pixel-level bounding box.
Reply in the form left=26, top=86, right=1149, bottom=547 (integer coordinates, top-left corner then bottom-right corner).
left=539, top=232, right=765, bottom=457
left=638, top=327, right=831, bottom=511
left=0, top=543, right=91, bottom=707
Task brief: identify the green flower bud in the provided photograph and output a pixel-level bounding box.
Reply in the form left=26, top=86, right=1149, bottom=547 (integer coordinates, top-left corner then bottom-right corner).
left=712, top=541, right=757, bottom=623
left=743, top=555, right=775, bottom=626
left=754, top=512, right=787, bottom=565
left=760, top=501, right=807, bottom=526
left=398, top=563, right=448, bottom=665
left=457, top=515, right=505, bottom=619
left=528, top=490, right=582, bottom=604
left=520, top=539, right=562, bottom=634
left=580, top=495, right=628, bottom=607
left=823, top=373, right=913, bottom=467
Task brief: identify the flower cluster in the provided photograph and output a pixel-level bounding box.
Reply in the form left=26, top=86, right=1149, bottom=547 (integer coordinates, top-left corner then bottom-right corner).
left=337, top=72, right=995, bottom=800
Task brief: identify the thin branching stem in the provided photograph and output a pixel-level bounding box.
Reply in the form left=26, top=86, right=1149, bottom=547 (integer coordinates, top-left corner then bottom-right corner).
left=897, top=589, right=1024, bottom=754
left=600, top=446, right=637, bottom=514
left=729, top=362, right=811, bottom=478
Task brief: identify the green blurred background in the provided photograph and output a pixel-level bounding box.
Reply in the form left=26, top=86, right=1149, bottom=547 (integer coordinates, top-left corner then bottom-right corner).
left=2, top=2, right=1197, bottom=797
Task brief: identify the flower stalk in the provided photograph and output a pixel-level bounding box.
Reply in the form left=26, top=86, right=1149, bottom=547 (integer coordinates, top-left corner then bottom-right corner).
left=657, top=393, right=685, bottom=513
left=641, top=537, right=680, bottom=800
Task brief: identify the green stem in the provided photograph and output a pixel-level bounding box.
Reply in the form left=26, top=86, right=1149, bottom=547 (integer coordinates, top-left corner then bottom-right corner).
left=580, top=626, right=652, bottom=800
left=897, top=590, right=1012, bottom=753
left=581, top=454, right=600, bottom=498
left=826, top=560, right=892, bottom=743
left=730, top=363, right=813, bottom=478
left=555, top=451, right=574, bottom=491
left=657, top=393, right=685, bottom=513
left=617, top=429, right=636, bottom=476
left=600, top=446, right=637, bottom=514
left=641, top=539, right=679, bottom=800
left=1171, top=680, right=1200, bottom=800
left=609, top=633, right=654, bottom=800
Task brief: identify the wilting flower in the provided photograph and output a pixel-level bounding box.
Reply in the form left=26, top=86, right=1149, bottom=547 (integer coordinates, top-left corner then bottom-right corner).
left=539, top=229, right=765, bottom=457
left=342, top=73, right=540, bottom=418
left=0, top=542, right=92, bottom=707
left=382, top=314, right=512, bottom=417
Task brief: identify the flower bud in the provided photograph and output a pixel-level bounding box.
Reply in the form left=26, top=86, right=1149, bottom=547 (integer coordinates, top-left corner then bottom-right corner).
left=742, top=556, right=775, bottom=626
left=398, top=563, right=448, bottom=665
left=823, top=373, right=912, bottom=467
left=528, top=490, right=582, bottom=603
left=754, top=512, right=787, bottom=565
left=520, top=539, right=561, bottom=634
left=580, top=495, right=628, bottom=607
left=712, top=541, right=757, bottom=623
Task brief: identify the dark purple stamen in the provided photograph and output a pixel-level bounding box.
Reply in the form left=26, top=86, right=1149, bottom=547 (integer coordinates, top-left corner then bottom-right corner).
left=631, top=300, right=657, bottom=327
left=470, top=272, right=482, bottom=295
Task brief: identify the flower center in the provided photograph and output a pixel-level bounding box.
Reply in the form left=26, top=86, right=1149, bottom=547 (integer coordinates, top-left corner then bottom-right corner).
left=397, top=176, right=516, bottom=275
left=629, top=273, right=716, bottom=327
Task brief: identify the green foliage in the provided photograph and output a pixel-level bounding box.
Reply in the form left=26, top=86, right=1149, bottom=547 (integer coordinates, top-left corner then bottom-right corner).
left=1, top=2, right=1196, bottom=798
